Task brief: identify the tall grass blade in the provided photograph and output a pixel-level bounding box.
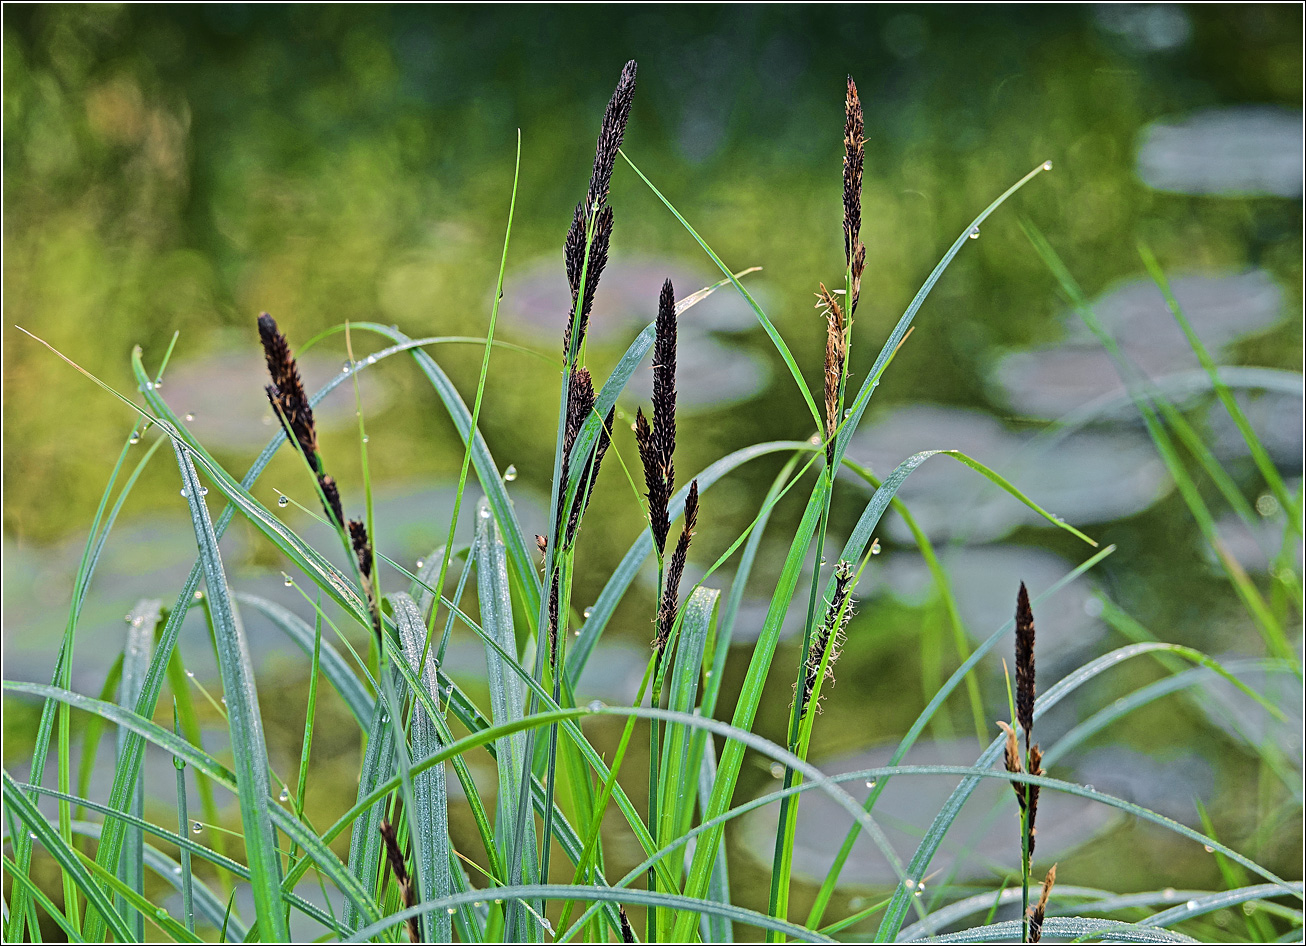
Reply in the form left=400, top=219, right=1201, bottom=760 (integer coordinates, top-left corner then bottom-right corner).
left=2, top=770, right=133, bottom=942
left=392, top=591, right=454, bottom=942
left=474, top=499, right=540, bottom=916
left=170, top=442, right=288, bottom=941
left=115, top=598, right=160, bottom=941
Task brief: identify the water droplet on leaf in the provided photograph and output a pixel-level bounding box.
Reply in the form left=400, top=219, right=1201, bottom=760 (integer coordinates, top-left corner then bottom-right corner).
left=968, top=226, right=980, bottom=240
left=503, top=464, right=518, bottom=482
left=278, top=495, right=289, bottom=507
left=192, top=822, right=202, bottom=834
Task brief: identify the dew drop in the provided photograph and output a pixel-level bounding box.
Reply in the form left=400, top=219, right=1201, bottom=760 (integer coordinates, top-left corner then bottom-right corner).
left=186, top=669, right=195, bottom=678
left=582, top=607, right=593, bottom=619
left=447, top=908, right=456, bottom=916
left=1162, top=887, right=1177, bottom=900
left=587, top=700, right=605, bottom=712
left=1256, top=493, right=1280, bottom=517
left=769, top=762, right=785, bottom=779
left=361, top=435, right=369, bottom=444
left=29, top=831, right=37, bottom=840
left=540, top=919, right=553, bottom=933
left=494, top=898, right=504, bottom=905
left=903, top=878, right=915, bottom=890
left=1084, top=784, right=1094, bottom=792
left=341, top=362, right=353, bottom=374
left=193, top=590, right=203, bottom=601
left=870, top=539, right=882, bottom=555
left=173, top=865, right=182, bottom=875
left=865, top=780, right=876, bottom=788
left=129, top=435, right=141, bottom=445
left=809, top=434, right=822, bottom=445
left=279, top=787, right=290, bottom=802
left=1185, top=899, right=1198, bottom=911
left=1203, top=845, right=1214, bottom=853
left=473, top=901, right=484, bottom=909
left=184, top=413, right=195, bottom=422
left=153, top=380, right=163, bottom=390
left=179, top=488, right=189, bottom=498
left=278, top=495, right=289, bottom=507
left=503, top=464, right=518, bottom=482
left=1042, top=160, right=1053, bottom=171
left=415, top=559, right=425, bottom=570
left=573, top=629, right=581, bottom=637
left=704, top=670, right=713, bottom=678
left=220, top=697, right=227, bottom=705
left=192, top=821, right=202, bottom=834
left=478, top=505, right=492, bottom=520
left=283, top=575, right=294, bottom=587
left=366, top=354, right=376, bottom=365
left=968, top=226, right=980, bottom=240
left=156, top=907, right=169, bottom=919
left=198, top=487, right=208, bottom=496
left=914, top=887, right=924, bottom=897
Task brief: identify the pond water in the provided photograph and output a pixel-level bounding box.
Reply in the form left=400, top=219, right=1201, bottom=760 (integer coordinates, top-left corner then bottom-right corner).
left=3, top=5, right=1301, bottom=938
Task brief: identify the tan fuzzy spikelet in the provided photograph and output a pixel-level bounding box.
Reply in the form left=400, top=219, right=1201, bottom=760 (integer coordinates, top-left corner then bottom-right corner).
left=1028, top=863, right=1057, bottom=943
left=817, top=283, right=847, bottom=463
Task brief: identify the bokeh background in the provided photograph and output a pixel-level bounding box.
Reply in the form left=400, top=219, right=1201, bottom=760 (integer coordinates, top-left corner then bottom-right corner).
left=4, top=4, right=1302, bottom=937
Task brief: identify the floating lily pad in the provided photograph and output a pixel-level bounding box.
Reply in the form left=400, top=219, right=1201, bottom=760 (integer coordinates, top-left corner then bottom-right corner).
left=992, top=270, right=1286, bottom=419
left=1073, top=746, right=1215, bottom=824
left=739, top=739, right=1116, bottom=887
left=622, top=333, right=769, bottom=410
left=501, top=255, right=762, bottom=342
left=864, top=543, right=1106, bottom=666
left=1137, top=107, right=1303, bottom=198
left=846, top=404, right=1170, bottom=543
left=164, top=348, right=388, bottom=451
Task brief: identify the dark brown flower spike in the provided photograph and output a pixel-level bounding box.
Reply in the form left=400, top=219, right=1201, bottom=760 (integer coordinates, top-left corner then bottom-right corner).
left=618, top=904, right=637, bottom=943
left=378, top=819, right=419, bottom=943
left=652, top=278, right=678, bottom=475
left=636, top=279, right=679, bottom=557
left=654, top=479, right=698, bottom=653
left=349, top=517, right=383, bottom=641
left=319, top=474, right=345, bottom=532
left=1028, top=863, right=1057, bottom=943
left=258, top=313, right=350, bottom=529
left=566, top=406, right=617, bottom=544
left=1015, top=581, right=1036, bottom=748
left=634, top=408, right=670, bottom=555
left=843, top=76, right=865, bottom=317
left=258, top=313, right=320, bottom=469
left=563, top=60, right=638, bottom=361
left=800, top=560, right=854, bottom=715
left=817, top=283, right=847, bottom=464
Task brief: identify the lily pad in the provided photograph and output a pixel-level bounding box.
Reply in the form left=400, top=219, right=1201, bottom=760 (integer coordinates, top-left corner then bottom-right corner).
left=1137, top=107, right=1303, bottom=198
left=739, top=739, right=1116, bottom=887
left=846, top=403, right=1170, bottom=543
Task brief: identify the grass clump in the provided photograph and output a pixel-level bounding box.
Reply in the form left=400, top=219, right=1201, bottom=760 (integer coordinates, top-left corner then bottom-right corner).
left=3, top=57, right=1301, bottom=945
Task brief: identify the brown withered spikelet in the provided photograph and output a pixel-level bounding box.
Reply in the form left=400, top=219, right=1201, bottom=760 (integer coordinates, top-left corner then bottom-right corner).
left=1015, top=582, right=1036, bottom=747
left=634, top=408, right=671, bottom=555
left=800, top=560, right=854, bottom=715
left=378, top=819, right=419, bottom=943
left=564, top=367, right=596, bottom=459
left=996, top=719, right=1025, bottom=806
left=654, top=479, right=698, bottom=653
left=1028, top=863, right=1057, bottom=943
left=817, top=284, right=847, bottom=462
left=843, top=76, right=866, bottom=316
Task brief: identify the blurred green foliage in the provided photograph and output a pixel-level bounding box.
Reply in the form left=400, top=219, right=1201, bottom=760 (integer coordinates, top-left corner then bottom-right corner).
left=4, top=4, right=1301, bottom=543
